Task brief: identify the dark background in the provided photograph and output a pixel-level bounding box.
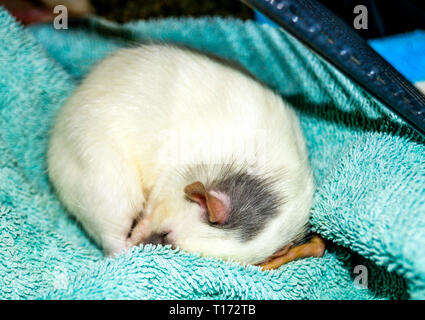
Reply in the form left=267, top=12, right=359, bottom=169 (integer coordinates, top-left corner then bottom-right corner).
left=320, top=0, right=425, bottom=39
left=83, top=0, right=425, bottom=39
left=1, top=0, right=425, bottom=39
left=76, top=0, right=425, bottom=40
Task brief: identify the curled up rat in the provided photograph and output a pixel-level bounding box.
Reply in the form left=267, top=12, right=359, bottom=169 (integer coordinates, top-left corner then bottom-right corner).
left=47, top=44, right=325, bottom=270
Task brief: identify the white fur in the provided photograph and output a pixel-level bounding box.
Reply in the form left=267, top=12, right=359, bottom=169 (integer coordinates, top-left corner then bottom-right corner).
left=47, top=44, right=315, bottom=264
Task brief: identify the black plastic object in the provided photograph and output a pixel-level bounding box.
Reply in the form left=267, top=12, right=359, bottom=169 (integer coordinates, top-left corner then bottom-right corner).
left=241, top=0, right=425, bottom=137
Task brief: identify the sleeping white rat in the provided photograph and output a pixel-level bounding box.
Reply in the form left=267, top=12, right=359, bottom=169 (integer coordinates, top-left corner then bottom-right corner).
left=47, top=44, right=325, bottom=268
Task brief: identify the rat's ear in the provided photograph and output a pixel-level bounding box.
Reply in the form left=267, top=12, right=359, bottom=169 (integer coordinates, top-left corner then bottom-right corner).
left=184, top=181, right=230, bottom=225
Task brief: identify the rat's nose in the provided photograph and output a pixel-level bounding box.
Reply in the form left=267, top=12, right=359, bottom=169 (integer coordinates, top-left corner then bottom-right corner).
left=143, top=232, right=169, bottom=246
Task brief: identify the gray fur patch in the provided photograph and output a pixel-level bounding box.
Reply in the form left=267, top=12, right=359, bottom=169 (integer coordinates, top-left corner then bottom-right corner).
left=182, top=164, right=285, bottom=241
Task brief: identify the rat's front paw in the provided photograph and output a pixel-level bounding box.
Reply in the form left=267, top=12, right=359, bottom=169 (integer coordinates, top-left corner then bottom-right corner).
left=102, top=217, right=149, bottom=256
left=125, top=217, right=151, bottom=249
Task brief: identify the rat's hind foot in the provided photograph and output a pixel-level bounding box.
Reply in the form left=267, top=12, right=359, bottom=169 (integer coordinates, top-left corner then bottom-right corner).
left=258, top=234, right=326, bottom=270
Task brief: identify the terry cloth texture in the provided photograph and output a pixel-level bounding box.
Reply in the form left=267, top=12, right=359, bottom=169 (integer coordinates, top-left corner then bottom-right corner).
left=0, top=8, right=424, bottom=299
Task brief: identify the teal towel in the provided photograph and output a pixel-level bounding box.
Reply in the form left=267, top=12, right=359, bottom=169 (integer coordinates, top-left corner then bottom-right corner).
left=1, top=8, right=424, bottom=299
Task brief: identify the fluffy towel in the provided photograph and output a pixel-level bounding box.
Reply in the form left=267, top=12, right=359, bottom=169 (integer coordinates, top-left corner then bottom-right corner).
left=0, top=7, right=424, bottom=299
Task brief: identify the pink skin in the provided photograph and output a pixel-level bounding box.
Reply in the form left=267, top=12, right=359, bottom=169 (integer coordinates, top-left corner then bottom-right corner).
left=126, top=218, right=151, bottom=249
left=1, top=0, right=91, bottom=25
left=0, top=0, right=55, bottom=25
